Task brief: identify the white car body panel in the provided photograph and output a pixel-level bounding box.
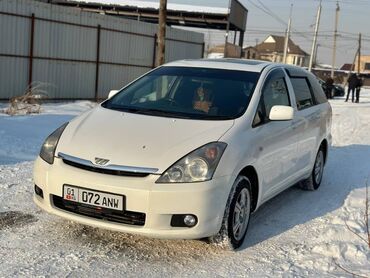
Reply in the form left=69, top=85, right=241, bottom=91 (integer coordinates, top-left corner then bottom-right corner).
left=57, top=106, right=234, bottom=173
left=33, top=157, right=233, bottom=239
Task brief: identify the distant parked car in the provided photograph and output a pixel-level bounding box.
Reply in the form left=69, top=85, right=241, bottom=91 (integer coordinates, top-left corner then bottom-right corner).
left=34, top=59, right=332, bottom=249
left=318, top=79, right=345, bottom=97
left=333, top=84, right=345, bottom=97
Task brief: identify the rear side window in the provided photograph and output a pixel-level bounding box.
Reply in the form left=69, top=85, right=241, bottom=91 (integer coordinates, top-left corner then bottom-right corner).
left=290, top=78, right=314, bottom=110
left=307, top=75, right=328, bottom=104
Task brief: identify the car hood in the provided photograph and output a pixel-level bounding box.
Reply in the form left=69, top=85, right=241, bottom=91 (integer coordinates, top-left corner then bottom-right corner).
left=56, top=106, right=234, bottom=173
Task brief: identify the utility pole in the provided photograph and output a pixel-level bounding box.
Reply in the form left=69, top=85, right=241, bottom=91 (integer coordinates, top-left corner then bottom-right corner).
left=314, top=43, right=320, bottom=65
left=357, top=33, right=362, bottom=74
left=283, top=4, right=293, bottom=64
left=156, top=0, right=167, bottom=67
left=331, top=2, right=340, bottom=78
left=224, top=0, right=232, bottom=58
left=346, top=33, right=361, bottom=82
left=308, top=0, right=322, bottom=72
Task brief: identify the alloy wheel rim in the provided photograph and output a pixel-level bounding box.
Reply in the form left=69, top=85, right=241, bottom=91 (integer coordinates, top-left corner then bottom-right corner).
left=232, top=188, right=250, bottom=241
left=314, top=151, right=324, bottom=184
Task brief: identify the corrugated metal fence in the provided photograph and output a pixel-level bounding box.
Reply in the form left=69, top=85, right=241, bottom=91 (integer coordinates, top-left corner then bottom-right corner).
left=0, top=0, right=204, bottom=100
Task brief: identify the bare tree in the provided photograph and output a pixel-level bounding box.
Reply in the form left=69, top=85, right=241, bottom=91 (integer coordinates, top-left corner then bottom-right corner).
left=334, top=181, right=369, bottom=277
left=333, top=260, right=368, bottom=278
left=344, top=182, right=370, bottom=248
left=4, top=82, right=49, bottom=115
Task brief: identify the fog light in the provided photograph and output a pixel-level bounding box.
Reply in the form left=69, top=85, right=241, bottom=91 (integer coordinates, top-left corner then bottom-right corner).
left=170, top=214, right=198, bottom=228
left=34, top=184, right=44, bottom=199
left=184, top=215, right=196, bottom=227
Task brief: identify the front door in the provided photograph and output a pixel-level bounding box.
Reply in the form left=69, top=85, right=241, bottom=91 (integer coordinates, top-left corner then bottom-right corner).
left=252, top=68, right=298, bottom=201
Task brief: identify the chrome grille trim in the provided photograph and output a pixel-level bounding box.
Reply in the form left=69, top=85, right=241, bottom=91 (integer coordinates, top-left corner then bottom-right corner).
left=58, top=152, right=159, bottom=175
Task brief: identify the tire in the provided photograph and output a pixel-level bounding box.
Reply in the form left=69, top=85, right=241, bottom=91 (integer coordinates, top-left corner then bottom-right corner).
left=208, top=175, right=252, bottom=250
left=299, top=147, right=325, bottom=191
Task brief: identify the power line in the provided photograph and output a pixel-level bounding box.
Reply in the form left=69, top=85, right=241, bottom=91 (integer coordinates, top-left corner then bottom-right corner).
left=245, top=0, right=317, bottom=42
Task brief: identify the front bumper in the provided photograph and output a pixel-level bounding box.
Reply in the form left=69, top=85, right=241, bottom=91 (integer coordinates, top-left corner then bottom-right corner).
left=33, top=157, right=233, bottom=239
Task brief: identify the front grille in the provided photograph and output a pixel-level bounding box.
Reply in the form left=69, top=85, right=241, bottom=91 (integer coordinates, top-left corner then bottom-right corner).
left=52, top=195, right=146, bottom=226
left=62, top=159, right=149, bottom=177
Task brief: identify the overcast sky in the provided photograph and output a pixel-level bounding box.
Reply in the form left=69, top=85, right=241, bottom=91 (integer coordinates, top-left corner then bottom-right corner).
left=142, top=0, right=370, bottom=67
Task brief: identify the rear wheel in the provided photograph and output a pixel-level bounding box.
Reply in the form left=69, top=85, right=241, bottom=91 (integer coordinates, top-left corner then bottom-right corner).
left=300, top=147, right=325, bottom=191
left=208, top=176, right=252, bottom=249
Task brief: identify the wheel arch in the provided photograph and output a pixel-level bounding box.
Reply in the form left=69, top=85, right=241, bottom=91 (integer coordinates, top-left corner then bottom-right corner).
left=239, top=166, right=259, bottom=212
left=320, top=138, right=328, bottom=164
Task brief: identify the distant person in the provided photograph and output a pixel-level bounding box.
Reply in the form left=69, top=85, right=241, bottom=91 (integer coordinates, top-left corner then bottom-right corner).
left=355, top=76, right=363, bottom=103
left=345, top=73, right=358, bottom=102
left=324, top=77, right=334, bottom=99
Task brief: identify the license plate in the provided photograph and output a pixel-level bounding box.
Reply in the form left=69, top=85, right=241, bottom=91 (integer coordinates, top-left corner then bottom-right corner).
left=63, top=185, right=124, bottom=211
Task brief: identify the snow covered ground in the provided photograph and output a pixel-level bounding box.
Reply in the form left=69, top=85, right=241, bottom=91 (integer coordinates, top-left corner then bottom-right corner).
left=0, top=92, right=369, bottom=277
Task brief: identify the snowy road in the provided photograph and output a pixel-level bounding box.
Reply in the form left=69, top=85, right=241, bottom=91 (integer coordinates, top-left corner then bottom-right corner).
left=0, top=94, right=369, bottom=277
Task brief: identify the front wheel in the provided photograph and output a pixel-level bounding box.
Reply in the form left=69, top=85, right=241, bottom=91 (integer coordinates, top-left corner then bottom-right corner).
left=208, top=176, right=252, bottom=249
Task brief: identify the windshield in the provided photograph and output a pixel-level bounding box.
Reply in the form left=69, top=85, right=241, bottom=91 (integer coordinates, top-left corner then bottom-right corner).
left=102, top=66, right=260, bottom=120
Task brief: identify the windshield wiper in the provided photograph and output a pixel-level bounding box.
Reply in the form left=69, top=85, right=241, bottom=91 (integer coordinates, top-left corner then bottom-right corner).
left=104, top=104, right=192, bottom=119
left=104, top=104, right=142, bottom=113
left=103, top=105, right=231, bottom=120
left=135, top=108, right=192, bottom=119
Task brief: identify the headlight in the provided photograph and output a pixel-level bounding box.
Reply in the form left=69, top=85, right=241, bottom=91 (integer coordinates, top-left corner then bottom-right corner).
left=39, top=123, right=68, bottom=164
left=156, top=142, right=227, bottom=183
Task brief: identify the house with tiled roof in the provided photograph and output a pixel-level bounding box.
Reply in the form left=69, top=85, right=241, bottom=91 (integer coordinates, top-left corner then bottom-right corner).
left=340, top=63, right=354, bottom=71
left=244, top=35, right=310, bottom=67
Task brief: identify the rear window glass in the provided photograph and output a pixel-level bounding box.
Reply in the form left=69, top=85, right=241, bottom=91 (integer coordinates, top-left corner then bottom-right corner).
left=308, top=75, right=328, bottom=104
left=290, top=78, right=314, bottom=110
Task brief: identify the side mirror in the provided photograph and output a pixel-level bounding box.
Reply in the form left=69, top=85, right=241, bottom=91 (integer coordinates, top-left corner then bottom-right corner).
left=269, top=105, right=294, bottom=121
left=108, top=90, right=119, bottom=99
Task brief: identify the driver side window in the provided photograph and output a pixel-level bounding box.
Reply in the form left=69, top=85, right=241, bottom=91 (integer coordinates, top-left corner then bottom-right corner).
left=253, top=69, right=291, bottom=127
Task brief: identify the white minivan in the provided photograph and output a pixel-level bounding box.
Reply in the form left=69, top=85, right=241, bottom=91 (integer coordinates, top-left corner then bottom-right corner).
left=33, top=59, right=332, bottom=249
